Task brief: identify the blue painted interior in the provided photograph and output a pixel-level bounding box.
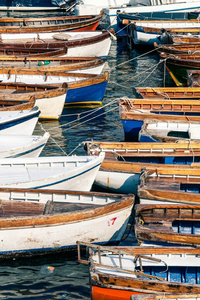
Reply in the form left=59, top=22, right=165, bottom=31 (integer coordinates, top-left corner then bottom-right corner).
left=172, top=220, right=200, bottom=235
left=136, top=266, right=200, bottom=284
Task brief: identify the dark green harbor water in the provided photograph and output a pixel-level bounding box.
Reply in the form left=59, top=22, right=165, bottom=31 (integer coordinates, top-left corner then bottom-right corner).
left=0, top=33, right=169, bottom=299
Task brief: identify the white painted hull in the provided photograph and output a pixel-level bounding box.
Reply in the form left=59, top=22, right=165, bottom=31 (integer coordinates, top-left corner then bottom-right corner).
left=0, top=73, right=87, bottom=85
left=0, top=6, right=65, bottom=11
left=132, top=30, right=163, bottom=45
left=69, top=63, right=106, bottom=75
left=0, top=154, right=104, bottom=191
left=0, top=107, right=39, bottom=135
left=95, top=170, right=139, bottom=194
left=103, top=1, right=200, bottom=30
left=1, top=31, right=112, bottom=57
left=36, top=93, right=66, bottom=120
left=0, top=132, right=49, bottom=158
left=0, top=206, right=131, bottom=254
left=139, top=197, right=183, bottom=205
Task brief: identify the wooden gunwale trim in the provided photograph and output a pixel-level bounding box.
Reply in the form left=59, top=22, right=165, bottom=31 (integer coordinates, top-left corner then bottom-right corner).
left=65, top=72, right=108, bottom=89
left=120, top=112, right=200, bottom=122
left=100, top=161, right=200, bottom=173
left=0, top=196, right=133, bottom=228
left=0, top=48, right=67, bottom=57
left=136, top=228, right=200, bottom=245
left=0, top=15, right=102, bottom=33
left=119, top=98, right=200, bottom=105
left=0, top=95, right=35, bottom=110
left=0, top=87, right=67, bottom=101
left=0, top=13, right=104, bottom=23
left=136, top=204, right=200, bottom=213
left=0, top=82, right=64, bottom=90
left=85, top=141, right=200, bottom=150
left=138, top=187, right=200, bottom=204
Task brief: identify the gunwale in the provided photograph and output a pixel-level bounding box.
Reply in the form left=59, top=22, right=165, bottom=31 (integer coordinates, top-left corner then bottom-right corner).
left=0, top=95, right=35, bottom=111
left=0, top=192, right=134, bottom=228
left=155, top=43, right=200, bottom=55
left=84, top=140, right=200, bottom=159
left=0, top=47, right=67, bottom=57
left=0, top=12, right=103, bottom=33
left=0, top=56, right=106, bottom=72
left=135, top=87, right=200, bottom=99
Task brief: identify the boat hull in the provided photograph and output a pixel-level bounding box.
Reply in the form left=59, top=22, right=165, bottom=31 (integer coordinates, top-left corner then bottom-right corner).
left=0, top=108, right=40, bottom=135
left=0, top=133, right=49, bottom=158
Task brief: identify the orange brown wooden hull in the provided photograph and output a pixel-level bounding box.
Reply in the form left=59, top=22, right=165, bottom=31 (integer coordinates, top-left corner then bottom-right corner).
left=92, top=286, right=143, bottom=300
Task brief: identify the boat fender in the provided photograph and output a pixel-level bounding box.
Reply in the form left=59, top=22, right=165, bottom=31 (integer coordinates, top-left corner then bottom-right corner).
left=52, top=33, right=72, bottom=41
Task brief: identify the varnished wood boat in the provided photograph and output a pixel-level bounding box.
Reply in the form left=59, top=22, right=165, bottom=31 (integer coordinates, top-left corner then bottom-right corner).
left=0, top=31, right=112, bottom=58
left=0, top=188, right=134, bottom=257
left=138, top=166, right=200, bottom=205
left=173, top=36, right=200, bottom=43
left=0, top=70, right=109, bottom=106
left=0, top=153, right=104, bottom=190
left=135, top=204, right=200, bottom=246
left=0, top=82, right=67, bottom=120
left=160, top=53, right=200, bottom=86
left=155, top=42, right=200, bottom=55
left=118, top=97, right=200, bottom=141
left=77, top=242, right=200, bottom=300
left=135, top=86, right=200, bottom=99
left=0, top=12, right=104, bottom=33
left=0, top=56, right=106, bottom=74
left=139, top=119, right=200, bottom=142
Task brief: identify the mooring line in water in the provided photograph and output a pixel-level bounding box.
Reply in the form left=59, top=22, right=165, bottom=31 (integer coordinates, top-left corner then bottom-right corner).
left=109, top=58, right=166, bottom=89
left=59, top=106, right=119, bottom=133
left=109, top=46, right=161, bottom=73
left=48, top=98, right=119, bottom=132
left=37, top=122, right=68, bottom=155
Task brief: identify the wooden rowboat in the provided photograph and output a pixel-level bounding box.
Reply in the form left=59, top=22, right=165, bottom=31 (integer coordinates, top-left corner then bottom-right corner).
left=0, top=12, right=104, bottom=33
left=160, top=53, right=200, bottom=86
left=0, top=153, right=104, bottom=190
left=139, top=119, right=200, bottom=143
left=92, top=160, right=200, bottom=194
left=77, top=242, right=200, bottom=300
left=0, top=70, right=109, bottom=106
left=0, top=189, right=134, bottom=257
left=155, top=42, right=200, bottom=55
left=0, top=106, right=40, bottom=135
left=84, top=139, right=200, bottom=193
left=134, top=86, right=200, bottom=99
left=0, top=82, right=67, bottom=120
left=0, top=31, right=112, bottom=58
left=0, top=56, right=106, bottom=74
left=138, top=166, right=200, bottom=205
left=0, top=132, right=49, bottom=158
left=118, top=97, right=200, bottom=141
left=135, top=204, right=200, bottom=246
